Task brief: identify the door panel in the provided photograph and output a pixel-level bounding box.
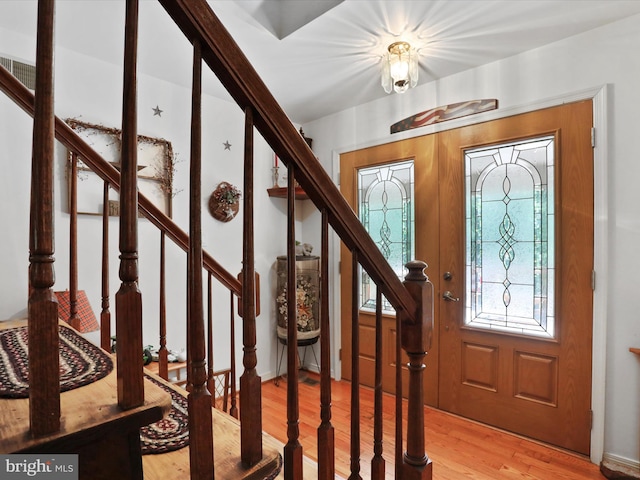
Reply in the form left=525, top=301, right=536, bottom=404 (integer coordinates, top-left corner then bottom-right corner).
left=438, top=101, right=593, bottom=454
left=340, top=135, right=439, bottom=406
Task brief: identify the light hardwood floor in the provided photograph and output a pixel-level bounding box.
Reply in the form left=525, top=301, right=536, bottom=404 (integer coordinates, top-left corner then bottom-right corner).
left=261, top=372, right=605, bottom=480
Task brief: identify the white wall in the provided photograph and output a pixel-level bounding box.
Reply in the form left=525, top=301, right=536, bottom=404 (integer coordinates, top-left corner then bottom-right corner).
left=303, top=12, right=640, bottom=468
left=0, top=7, right=296, bottom=385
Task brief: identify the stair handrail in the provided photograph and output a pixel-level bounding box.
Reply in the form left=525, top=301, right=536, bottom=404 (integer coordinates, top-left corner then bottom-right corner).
left=0, top=62, right=240, bottom=297
left=158, top=0, right=418, bottom=320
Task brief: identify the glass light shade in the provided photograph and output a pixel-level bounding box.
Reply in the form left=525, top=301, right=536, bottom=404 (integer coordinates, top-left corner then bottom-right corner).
left=390, top=57, right=409, bottom=81
left=382, top=41, right=418, bottom=94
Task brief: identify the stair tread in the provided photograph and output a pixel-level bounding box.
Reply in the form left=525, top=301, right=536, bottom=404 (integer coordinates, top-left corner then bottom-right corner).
left=0, top=319, right=171, bottom=454
left=141, top=375, right=318, bottom=479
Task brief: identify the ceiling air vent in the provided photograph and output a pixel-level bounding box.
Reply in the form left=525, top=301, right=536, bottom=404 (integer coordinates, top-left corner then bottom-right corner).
left=0, top=56, right=36, bottom=90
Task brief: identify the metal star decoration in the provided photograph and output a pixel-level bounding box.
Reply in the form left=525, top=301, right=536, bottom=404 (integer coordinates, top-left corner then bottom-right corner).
left=223, top=140, right=232, bottom=150
left=152, top=105, right=163, bottom=116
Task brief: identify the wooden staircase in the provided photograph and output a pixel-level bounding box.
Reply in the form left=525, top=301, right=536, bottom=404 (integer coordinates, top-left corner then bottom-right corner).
left=0, top=1, right=434, bottom=479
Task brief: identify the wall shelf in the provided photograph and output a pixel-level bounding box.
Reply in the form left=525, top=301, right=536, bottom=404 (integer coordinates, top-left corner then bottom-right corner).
left=267, top=186, right=309, bottom=200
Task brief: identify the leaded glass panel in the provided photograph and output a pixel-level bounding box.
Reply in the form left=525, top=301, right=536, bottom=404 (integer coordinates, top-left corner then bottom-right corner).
left=465, top=136, right=555, bottom=338
left=358, top=160, right=415, bottom=312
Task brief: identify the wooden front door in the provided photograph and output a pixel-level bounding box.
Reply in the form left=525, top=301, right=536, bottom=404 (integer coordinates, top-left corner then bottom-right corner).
left=340, top=135, right=440, bottom=406
left=438, top=101, right=594, bottom=455
left=340, top=101, right=594, bottom=454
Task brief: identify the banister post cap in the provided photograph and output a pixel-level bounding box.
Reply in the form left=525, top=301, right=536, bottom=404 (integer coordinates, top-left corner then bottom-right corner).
left=404, top=260, right=428, bottom=282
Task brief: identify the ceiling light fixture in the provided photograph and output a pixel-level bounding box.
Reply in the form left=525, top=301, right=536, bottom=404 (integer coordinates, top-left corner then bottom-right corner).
left=382, top=41, right=418, bottom=94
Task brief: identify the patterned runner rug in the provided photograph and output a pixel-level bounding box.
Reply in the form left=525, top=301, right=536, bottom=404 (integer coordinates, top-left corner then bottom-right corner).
left=0, top=327, right=282, bottom=476
left=140, top=376, right=285, bottom=480
left=140, top=375, right=189, bottom=455
left=0, top=325, right=113, bottom=398
left=139, top=378, right=284, bottom=480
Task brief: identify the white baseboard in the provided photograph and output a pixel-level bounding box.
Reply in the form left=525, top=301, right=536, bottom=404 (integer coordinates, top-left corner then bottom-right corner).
left=601, top=453, right=640, bottom=479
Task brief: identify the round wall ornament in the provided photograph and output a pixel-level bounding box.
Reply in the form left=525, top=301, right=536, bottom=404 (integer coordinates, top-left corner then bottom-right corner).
left=208, top=181, right=241, bottom=222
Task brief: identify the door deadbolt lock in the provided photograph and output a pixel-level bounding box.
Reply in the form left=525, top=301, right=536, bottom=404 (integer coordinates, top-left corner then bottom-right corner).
left=443, top=271, right=452, bottom=281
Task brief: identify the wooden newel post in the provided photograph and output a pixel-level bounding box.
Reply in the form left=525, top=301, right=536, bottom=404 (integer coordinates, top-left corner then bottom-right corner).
left=400, top=260, right=433, bottom=480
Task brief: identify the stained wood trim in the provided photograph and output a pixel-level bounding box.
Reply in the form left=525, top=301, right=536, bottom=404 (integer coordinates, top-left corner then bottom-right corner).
left=100, top=181, right=111, bottom=352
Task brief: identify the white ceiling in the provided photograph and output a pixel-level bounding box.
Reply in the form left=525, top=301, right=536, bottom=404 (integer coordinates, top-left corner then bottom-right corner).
left=2, top=1, right=640, bottom=124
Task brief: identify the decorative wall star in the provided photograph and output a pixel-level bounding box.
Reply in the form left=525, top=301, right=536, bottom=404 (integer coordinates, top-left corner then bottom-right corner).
left=152, top=105, right=163, bottom=116
left=223, top=140, right=232, bottom=150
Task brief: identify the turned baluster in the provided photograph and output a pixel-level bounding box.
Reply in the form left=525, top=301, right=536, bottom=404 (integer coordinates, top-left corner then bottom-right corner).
left=186, top=39, right=214, bottom=479
left=229, top=291, right=238, bottom=419
left=240, top=104, right=263, bottom=466
left=116, top=0, right=144, bottom=410
left=371, top=288, right=385, bottom=479
left=68, top=152, right=80, bottom=330
left=158, top=231, right=168, bottom=380
left=100, top=181, right=111, bottom=352
left=317, top=208, right=335, bottom=479
left=349, top=252, right=362, bottom=480
left=28, top=0, right=60, bottom=437
left=284, top=163, right=302, bottom=478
